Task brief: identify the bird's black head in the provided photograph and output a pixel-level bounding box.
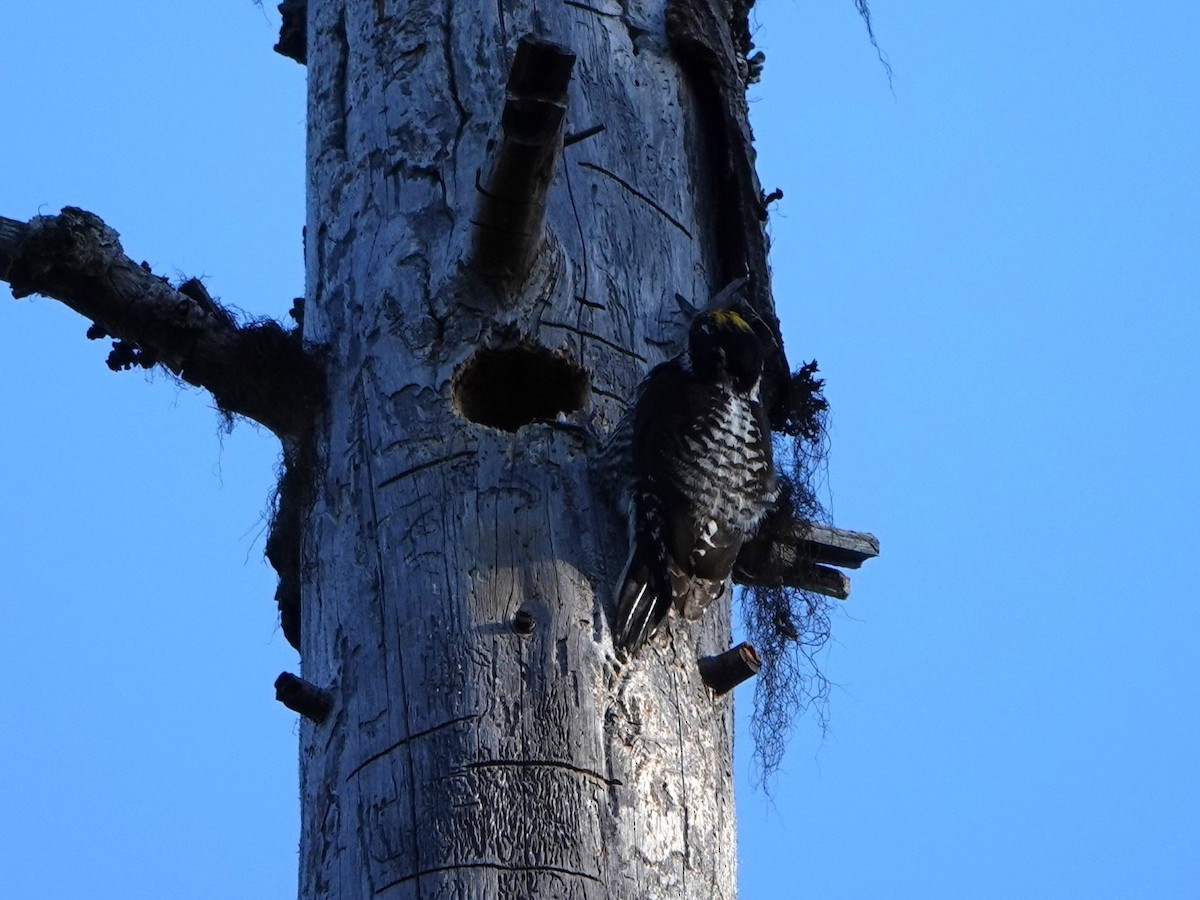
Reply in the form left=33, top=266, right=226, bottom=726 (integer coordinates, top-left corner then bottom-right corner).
left=687, top=307, right=764, bottom=393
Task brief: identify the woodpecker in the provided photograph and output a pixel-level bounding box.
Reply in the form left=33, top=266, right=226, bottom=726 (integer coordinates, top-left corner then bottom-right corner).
left=608, top=305, right=777, bottom=654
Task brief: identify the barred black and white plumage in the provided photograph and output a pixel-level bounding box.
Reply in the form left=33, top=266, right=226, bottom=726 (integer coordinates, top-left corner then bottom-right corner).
left=607, top=306, right=777, bottom=654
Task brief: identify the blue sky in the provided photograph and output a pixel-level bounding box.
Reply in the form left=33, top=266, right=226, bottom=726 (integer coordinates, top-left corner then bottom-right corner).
left=2, top=2, right=1197, bottom=898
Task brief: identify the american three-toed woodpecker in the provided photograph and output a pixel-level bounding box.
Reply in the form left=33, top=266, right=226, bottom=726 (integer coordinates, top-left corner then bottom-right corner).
left=608, top=306, right=777, bottom=653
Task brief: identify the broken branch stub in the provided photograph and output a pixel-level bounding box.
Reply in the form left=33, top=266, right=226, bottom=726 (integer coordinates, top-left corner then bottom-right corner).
left=275, top=672, right=334, bottom=724
left=734, top=522, right=879, bottom=596
left=471, top=35, right=576, bottom=284
left=699, top=643, right=762, bottom=695
left=0, top=216, right=24, bottom=269
left=274, top=0, right=306, bottom=65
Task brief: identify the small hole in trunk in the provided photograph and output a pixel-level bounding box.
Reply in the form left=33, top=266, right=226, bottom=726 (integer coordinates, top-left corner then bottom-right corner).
left=453, top=344, right=589, bottom=432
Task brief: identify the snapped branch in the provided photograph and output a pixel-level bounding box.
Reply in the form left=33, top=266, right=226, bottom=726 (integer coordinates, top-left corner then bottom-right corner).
left=0, top=207, right=323, bottom=441
left=471, top=34, right=576, bottom=285
left=735, top=522, right=880, bottom=598
left=699, top=642, right=761, bottom=695
left=275, top=672, right=334, bottom=723
left=274, top=0, right=306, bottom=65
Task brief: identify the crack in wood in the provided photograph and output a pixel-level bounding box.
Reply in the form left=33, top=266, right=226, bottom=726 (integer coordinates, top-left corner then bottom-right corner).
left=376, top=451, right=477, bottom=490
left=577, top=161, right=694, bottom=238
left=344, top=714, right=479, bottom=783
left=374, top=861, right=603, bottom=894
left=442, top=0, right=470, bottom=163
left=590, top=384, right=631, bottom=404
left=330, top=11, right=348, bottom=153
left=669, top=662, right=691, bottom=893
left=454, top=758, right=624, bottom=786
left=563, top=0, right=622, bottom=18
left=539, top=319, right=648, bottom=362
left=360, top=395, right=423, bottom=889
left=564, top=151, right=596, bottom=308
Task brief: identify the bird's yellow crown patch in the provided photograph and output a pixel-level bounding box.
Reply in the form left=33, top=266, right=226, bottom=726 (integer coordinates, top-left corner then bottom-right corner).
left=711, top=309, right=753, bottom=332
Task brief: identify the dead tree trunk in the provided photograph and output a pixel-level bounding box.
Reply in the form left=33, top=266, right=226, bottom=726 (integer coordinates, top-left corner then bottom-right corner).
left=296, top=2, right=757, bottom=896
left=1, top=1, right=846, bottom=896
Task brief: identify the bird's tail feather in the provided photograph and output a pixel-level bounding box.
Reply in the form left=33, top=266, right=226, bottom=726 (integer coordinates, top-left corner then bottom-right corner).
left=614, top=489, right=673, bottom=653
left=614, top=541, right=671, bottom=653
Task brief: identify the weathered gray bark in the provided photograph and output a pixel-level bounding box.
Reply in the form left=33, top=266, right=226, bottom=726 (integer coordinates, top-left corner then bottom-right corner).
left=297, top=1, right=750, bottom=896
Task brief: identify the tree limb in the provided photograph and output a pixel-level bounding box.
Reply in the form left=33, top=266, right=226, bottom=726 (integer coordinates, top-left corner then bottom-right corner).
left=1, top=207, right=323, bottom=441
